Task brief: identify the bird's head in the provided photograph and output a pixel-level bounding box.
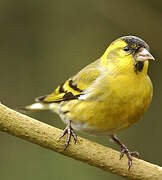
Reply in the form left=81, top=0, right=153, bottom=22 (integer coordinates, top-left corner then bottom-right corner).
left=101, top=36, right=155, bottom=75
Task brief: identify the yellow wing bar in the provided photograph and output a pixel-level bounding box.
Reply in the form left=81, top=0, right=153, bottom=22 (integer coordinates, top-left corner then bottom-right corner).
left=36, top=79, right=83, bottom=103
left=36, top=60, right=101, bottom=103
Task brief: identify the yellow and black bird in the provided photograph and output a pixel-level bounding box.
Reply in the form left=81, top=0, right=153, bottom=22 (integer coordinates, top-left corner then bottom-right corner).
left=25, top=36, right=155, bottom=169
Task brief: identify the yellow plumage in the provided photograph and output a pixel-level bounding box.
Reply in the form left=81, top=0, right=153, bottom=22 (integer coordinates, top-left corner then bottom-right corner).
left=25, top=36, right=155, bottom=169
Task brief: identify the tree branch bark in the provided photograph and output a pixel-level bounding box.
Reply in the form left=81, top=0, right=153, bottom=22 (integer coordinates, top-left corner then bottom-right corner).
left=0, top=103, right=161, bottom=180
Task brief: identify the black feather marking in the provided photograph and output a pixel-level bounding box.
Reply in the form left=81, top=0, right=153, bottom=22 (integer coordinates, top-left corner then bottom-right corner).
left=36, top=81, right=83, bottom=103
left=63, top=92, right=78, bottom=100
left=35, top=95, right=48, bottom=102
left=62, top=110, right=70, bottom=114
left=134, top=61, right=144, bottom=73
left=68, top=79, right=83, bottom=92
left=121, top=36, right=149, bottom=52
left=59, top=83, right=65, bottom=93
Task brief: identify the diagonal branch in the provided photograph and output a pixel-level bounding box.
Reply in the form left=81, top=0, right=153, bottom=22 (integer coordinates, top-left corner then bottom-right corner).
left=0, top=103, right=161, bottom=180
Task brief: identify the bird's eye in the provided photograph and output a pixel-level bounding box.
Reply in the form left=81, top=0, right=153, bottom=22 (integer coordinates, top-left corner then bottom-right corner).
left=123, top=46, right=130, bottom=52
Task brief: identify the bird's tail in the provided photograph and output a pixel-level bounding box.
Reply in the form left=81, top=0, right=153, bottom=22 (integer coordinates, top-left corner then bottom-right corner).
left=18, top=103, right=50, bottom=114
left=20, top=95, right=50, bottom=112
left=24, top=103, right=49, bottom=111
left=19, top=95, right=58, bottom=113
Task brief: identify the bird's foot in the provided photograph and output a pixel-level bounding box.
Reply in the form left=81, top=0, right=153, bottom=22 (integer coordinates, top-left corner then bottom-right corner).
left=59, top=121, right=77, bottom=150
left=110, top=135, right=140, bottom=170
left=119, top=144, right=140, bottom=170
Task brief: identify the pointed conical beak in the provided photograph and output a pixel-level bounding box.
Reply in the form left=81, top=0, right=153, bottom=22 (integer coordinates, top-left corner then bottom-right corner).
left=135, top=47, right=155, bottom=62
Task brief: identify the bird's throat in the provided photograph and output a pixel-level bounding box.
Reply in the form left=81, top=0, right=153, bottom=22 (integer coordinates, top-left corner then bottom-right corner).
left=134, top=61, right=144, bottom=73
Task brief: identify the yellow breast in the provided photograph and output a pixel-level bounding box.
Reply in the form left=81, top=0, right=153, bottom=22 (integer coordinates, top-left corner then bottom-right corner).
left=61, top=68, right=153, bottom=135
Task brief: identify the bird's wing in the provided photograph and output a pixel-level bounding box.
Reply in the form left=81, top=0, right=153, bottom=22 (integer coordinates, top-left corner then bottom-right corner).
left=36, top=60, right=101, bottom=103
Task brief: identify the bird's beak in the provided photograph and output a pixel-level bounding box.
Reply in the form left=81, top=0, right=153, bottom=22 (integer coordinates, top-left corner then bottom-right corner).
left=135, top=47, right=155, bottom=62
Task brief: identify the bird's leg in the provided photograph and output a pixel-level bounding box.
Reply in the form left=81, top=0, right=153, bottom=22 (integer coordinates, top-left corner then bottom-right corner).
left=59, top=121, right=77, bottom=150
left=110, top=135, right=140, bottom=170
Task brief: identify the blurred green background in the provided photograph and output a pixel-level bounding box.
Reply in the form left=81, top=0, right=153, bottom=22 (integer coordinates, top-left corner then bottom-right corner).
left=0, top=0, right=162, bottom=179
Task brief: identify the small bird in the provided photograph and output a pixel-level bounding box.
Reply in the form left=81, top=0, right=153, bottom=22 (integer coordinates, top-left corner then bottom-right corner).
left=25, top=36, right=155, bottom=170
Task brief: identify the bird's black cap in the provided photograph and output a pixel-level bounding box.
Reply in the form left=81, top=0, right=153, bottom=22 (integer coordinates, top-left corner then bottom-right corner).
left=120, top=36, right=149, bottom=50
